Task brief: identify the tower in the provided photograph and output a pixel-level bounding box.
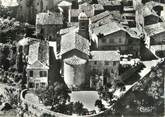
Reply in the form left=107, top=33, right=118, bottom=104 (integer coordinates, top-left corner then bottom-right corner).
left=78, top=11, right=89, bottom=40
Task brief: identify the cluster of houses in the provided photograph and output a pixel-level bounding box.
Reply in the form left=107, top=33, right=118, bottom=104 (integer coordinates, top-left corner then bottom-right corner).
left=15, top=0, right=165, bottom=91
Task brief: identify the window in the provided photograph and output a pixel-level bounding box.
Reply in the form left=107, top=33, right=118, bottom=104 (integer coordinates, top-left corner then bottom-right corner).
left=113, top=61, right=116, bottom=66
left=40, top=71, right=47, bottom=77
left=101, top=38, right=106, bottom=43
left=40, top=82, right=46, bottom=88
left=36, top=83, right=39, bottom=89
left=94, top=61, right=97, bottom=65
left=104, top=61, right=109, bottom=65
left=109, top=39, right=114, bottom=43
left=29, top=71, right=33, bottom=77
left=119, top=38, right=122, bottom=43
left=29, top=82, right=34, bottom=88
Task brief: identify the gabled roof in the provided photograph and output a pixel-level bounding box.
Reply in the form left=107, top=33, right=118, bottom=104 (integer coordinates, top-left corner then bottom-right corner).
left=90, top=11, right=111, bottom=23
left=92, top=4, right=104, bottom=11
left=58, top=0, right=72, bottom=7
left=27, top=60, right=49, bottom=69
left=17, top=37, right=39, bottom=46
left=36, top=11, right=63, bottom=25
left=28, top=40, right=49, bottom=67
left=90, top=51, right=120, bottom=61
left=92, top=21, right=126, bottom=36
left=97, top=0, right=121, bottom=6
left=64, top=55, right=87, bottom=65
left=79, top=3, right=94, bottom=17
left=70, top=9, right=80, bottom=17
left=143, top=6, right=158, bottom=17
left=144, top=22, right=165, bottom=36
left=91, top=11, right=123, bottom=28
left=61, top=31, right=90, bottom=55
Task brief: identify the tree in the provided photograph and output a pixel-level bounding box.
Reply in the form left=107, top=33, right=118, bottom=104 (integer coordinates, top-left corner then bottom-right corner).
left=72, top=101, right=84, bottom=115
left=95, top=99, right=106, bottom=112
left=36, top=82, right=70, bottom=109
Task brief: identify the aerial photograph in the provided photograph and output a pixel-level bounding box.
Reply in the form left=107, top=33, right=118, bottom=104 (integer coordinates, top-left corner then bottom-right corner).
left=0, top=0, right=164, bottom=117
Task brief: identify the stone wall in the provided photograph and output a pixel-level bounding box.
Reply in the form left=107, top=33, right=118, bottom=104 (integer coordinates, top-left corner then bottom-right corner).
left=20, top=89, right=114, bottom=117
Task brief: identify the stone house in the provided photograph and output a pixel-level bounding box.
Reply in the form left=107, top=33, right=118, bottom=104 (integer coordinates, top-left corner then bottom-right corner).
left=27, top=40, right=49, bottom=89
left=91, top=21, right=140, bottom=57
left=143, top=6, right=160, bottom=26
left=16, top=0, right=61, bottom=24
left=60, top=12, right=90, bottom=90
left=92, top=4, right=104, bottom=15
left=58, top=1, right=72, bottom=23
left=70, top=3, right=94, bottom=24
left=92, top=21, right=128, bottom=52
left=144, top=22, right=165, bottom=45
left=88, top=51, right=120, bottom=89
left=36, top=11, right=63, bottom=43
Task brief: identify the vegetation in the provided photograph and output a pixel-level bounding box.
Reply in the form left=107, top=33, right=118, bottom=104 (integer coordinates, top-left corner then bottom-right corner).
left=110, top=62, right=164, bottom=116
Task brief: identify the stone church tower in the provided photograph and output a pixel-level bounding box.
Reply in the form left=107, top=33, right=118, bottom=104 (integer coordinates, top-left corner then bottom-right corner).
left=78, top=11, right=90, bottom=40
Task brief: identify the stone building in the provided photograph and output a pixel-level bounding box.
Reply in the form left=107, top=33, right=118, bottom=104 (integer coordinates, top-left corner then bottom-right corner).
left=91, top=21, right=140, bottom=57
left=144, top=22, right=165, bottom=45
left=60, top=12, right=90, bottom=90
left=36, top=11, right=63, bottom=42
left=91, top=21, right=128, bottom=51
left=27, top=40, right=49, bottom=89
left=88, top=51, right=120, bottom=89
left=16, top=0, right=59, bottom=24
left=143, top=6, right=160, bottom=26
left=58, top=1, right=72, bottom=24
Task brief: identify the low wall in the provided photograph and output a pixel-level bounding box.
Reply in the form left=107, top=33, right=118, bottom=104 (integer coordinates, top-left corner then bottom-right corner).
left=20, top=89, right=112, bottom=117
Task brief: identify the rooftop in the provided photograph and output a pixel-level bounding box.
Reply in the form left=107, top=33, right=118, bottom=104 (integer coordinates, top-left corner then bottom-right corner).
left=27, top=60, right=49, bottom=69
left=91, top=11, right=123, bottom=28
left=58, top=0, right=72, bottom=7
left=97, top=0, right=121, bottom=6
left=28, top=40, right=49, bottom=67
left=151, top=44, right=165, bottom=51
left=36, top=11, right=63, bottom=25
left=143, top=6, right=158, bottom=17
left=92, top=21, right=125, bottom=36
left=61, top=31, right=90, bottom=55
left=144, top=22, right=165, bottom=36
left=92, top=4, right=104, bottom=11
left=64, top=55, right=87, bottom=65
left=70, top=9, right=80, bottom=17
left=1, top=0, right=18, bottom=7
left=90, top=11, right=111, bottom=23
left=90, top=51, right=120, bottom=61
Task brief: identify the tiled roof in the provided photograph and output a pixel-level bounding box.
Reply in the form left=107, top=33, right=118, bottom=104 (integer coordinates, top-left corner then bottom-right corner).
left=90, top=11, right=111, bottom=23
left=90, top=51, right=120, bottom=61
left=92, top=21, right=125, bottom=36
left=28, top=40, right=49, bottom=67
left=98, top=0, right=121, bottom=6
left=27, top=60, right=49, bottom=69
left=70, top=9, right=80, bottom=17
left=64, top=55, right=87, bottom=65
left=79, top=4, right=94, bottom=17
left=91, top=11, right=123, bottom=28
left=61, top=31, right=90, bottom=55
left=92, top=4, right=104, bottom=11
left=1, top=0, right=18, bottom=7
left=17, top=37, right=39, bottom=46
left=144, top=22, right=165, bottom=36
left=143, top=6, right=158, bottom=17
left=36, top=11, right=63, bottom=25
left=60, top=26, right=77, bottom=35
left=58, top=0, right=72, bottom=7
